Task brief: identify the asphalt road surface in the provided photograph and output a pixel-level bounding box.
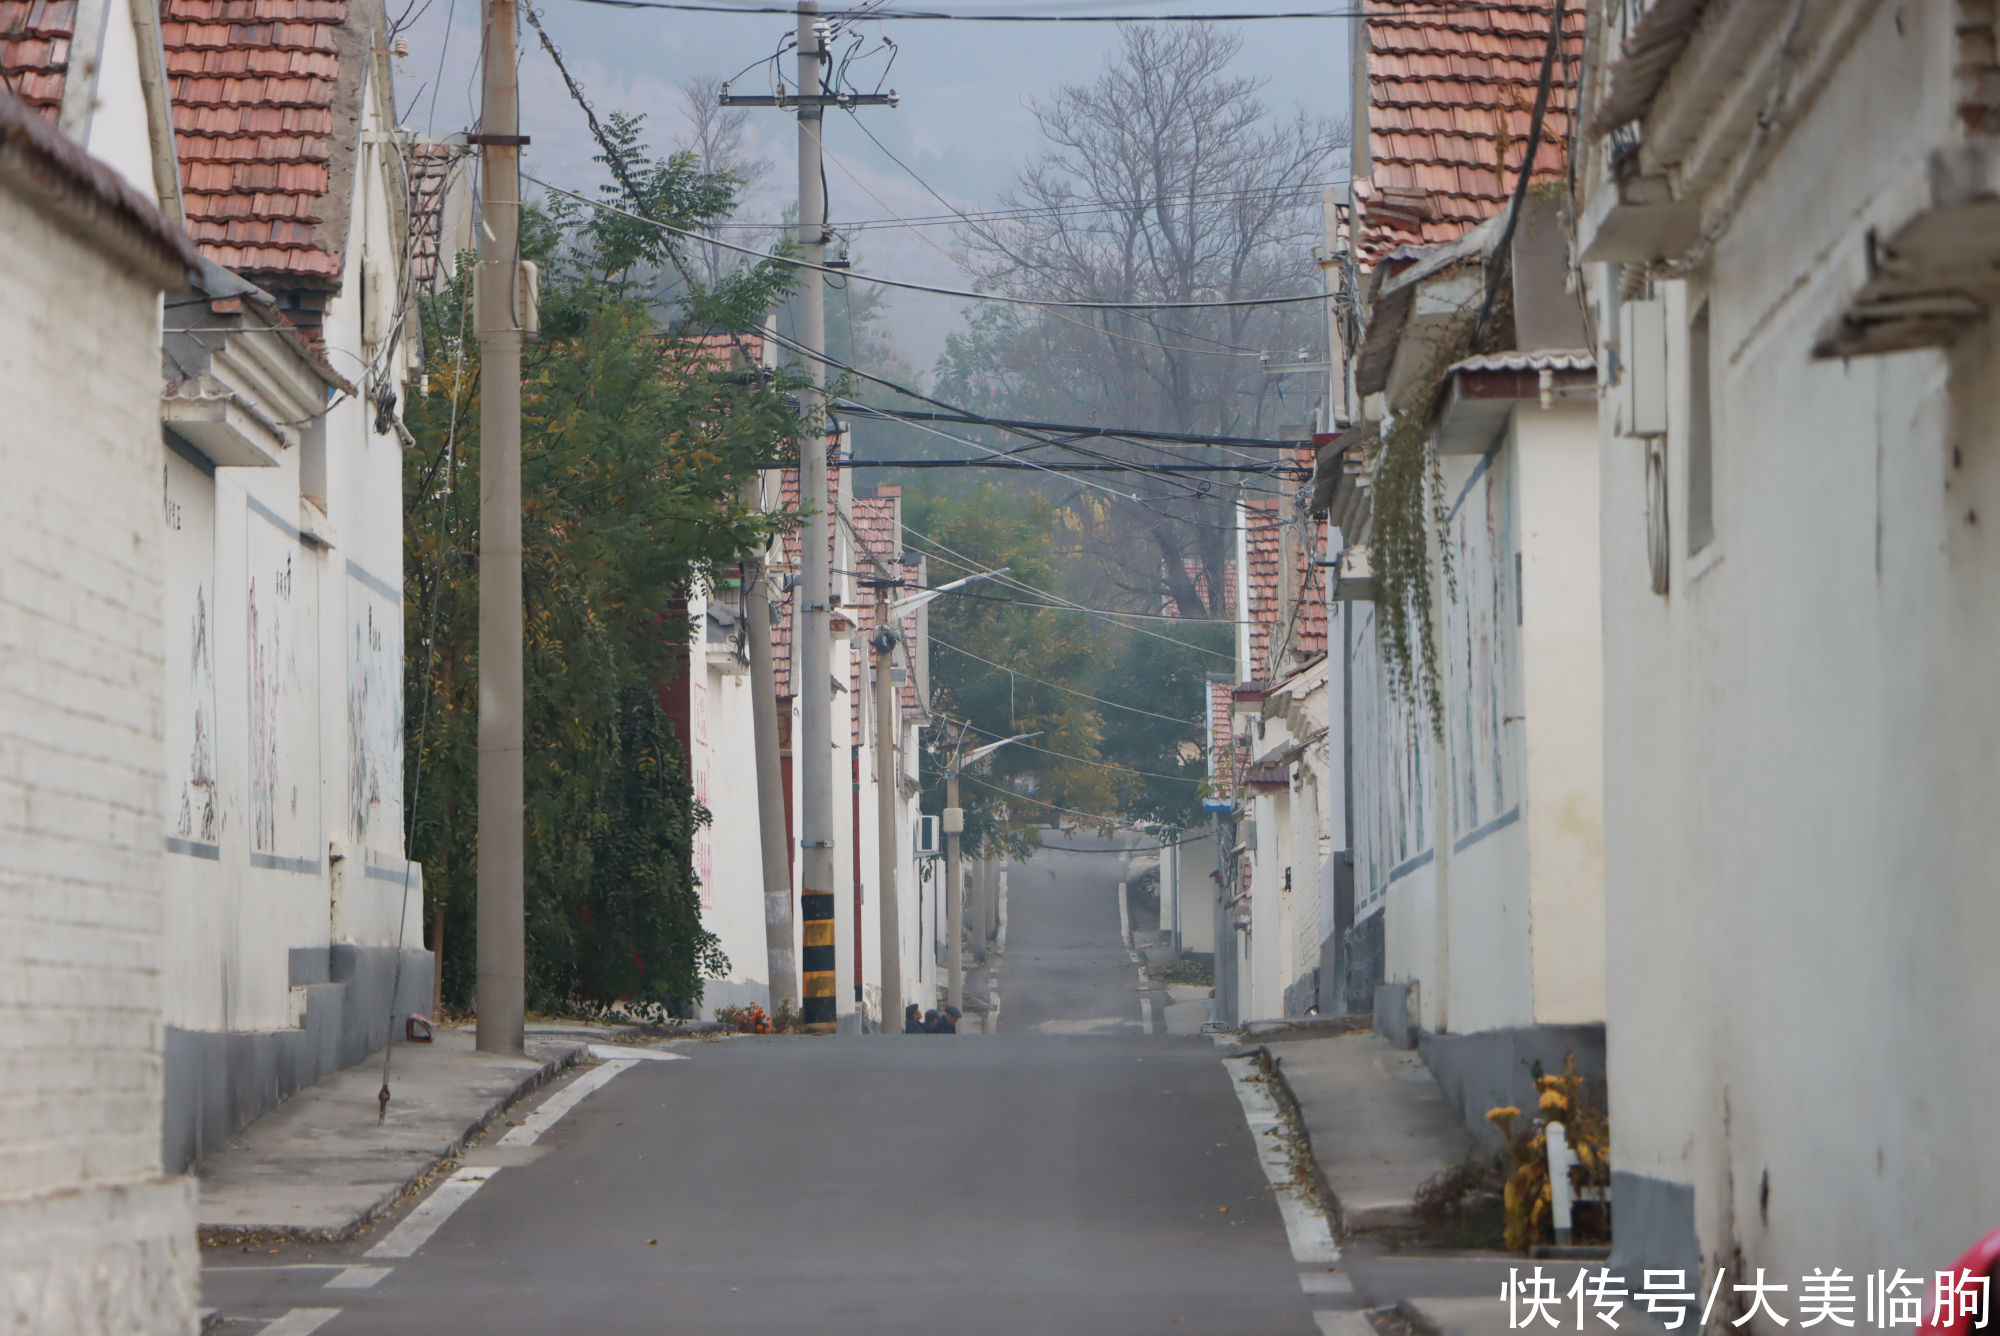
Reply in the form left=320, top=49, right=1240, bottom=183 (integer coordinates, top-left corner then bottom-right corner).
left=202, top=841, right=1334, bottom=1335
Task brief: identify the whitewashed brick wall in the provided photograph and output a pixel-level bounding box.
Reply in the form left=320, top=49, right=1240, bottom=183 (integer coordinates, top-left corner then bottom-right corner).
left=0, top=185, right=198, bottom=1331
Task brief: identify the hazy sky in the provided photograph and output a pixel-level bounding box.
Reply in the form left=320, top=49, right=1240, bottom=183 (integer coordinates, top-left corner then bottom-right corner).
left=395, top=0, right=1352, bottom=376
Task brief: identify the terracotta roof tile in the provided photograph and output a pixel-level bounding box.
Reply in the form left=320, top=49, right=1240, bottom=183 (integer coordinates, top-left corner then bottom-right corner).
left=1356, top=0, right=1582, bottom=268
left=1241, top=458, right=1329, bottom=680
left=0, top=0, right=75, bottom=121
left=163, top=0, right=348, bottom=281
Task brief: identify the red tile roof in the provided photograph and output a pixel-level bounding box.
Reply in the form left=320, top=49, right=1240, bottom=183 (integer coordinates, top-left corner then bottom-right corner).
left=0, top=0, right=73, bottom=120
left=769, top=452, right=840, bottom=701
left=1206, top=677, right=1235, bottom=784
left=1241, top=465, right=1329, bottom=681
left=162, top=0, right=350, bottom=281
left=1354, top=0, right=1582, bottom=267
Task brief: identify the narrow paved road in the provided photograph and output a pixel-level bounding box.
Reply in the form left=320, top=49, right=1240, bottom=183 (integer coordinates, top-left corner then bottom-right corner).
left=992, top=840, right=1150, bottom=1035
left=202, top=839, right=1333, bottom=1335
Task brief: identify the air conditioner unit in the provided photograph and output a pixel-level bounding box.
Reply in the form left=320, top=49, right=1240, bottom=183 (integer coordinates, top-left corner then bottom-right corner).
left=915, top=815, right=940, bottom=858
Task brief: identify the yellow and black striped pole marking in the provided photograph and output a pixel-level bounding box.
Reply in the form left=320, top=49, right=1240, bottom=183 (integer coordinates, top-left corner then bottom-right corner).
left=801, top=888, right=838, bottom=1032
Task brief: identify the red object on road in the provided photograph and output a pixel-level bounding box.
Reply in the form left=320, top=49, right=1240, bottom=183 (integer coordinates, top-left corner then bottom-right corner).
left=1921, top=1227, right=2000, bottom=1335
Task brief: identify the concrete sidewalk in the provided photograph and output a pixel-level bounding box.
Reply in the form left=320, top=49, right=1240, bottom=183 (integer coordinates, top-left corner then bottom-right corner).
left=1263, top=1030, right=1622, bottom=1336
left=1268, top=1030, right=1473, bottom=1232
left=195, top=1026, right=594, bottom=1242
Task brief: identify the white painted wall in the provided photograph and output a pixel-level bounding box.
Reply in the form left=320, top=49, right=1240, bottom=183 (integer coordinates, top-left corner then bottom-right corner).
left=1515, top=407, right=1603, bottom=1025
left=690, top=586, right=772, bottom=1020
left=159, top=58, right=420, bottom=1036
left=1347, top=405, right=1604, bottom=1037
left=1591, top=0, right=2000, bottom=1282
left=0, top=161, right=197, bottom=1332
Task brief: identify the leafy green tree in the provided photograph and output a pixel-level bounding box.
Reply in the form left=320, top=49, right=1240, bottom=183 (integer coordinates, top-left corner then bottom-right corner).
left=404, top=114, right=801, bottom=1015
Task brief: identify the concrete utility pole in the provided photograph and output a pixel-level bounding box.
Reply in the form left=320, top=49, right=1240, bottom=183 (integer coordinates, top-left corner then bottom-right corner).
left=944, top=763, right=964, bottom=1012
left=474, top=0, right=525, bottom=1056
left=721, top=8, right=894, bottom=1033
left=943, top=729, right=1037, bottom=1012
left=869, top=585, right=902, bottom=1029
left=743, top=478, right=797, bottom=1015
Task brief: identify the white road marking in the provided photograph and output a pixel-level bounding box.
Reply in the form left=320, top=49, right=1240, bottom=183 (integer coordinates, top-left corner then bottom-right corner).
left=1313, top=1310, right=1376, bottom=1336
left=1222, top=1055, right=1340, bottom=1266
left=201, top=1264, right=343, bottom=1272
left=1301, top=1270, right=1354, bottom=1294
left=324, top=1266, right=390, bottom=1289
left=262, top=1310, right=342, bottom=1336
left=587, top=1043, right=687, bottom=1062
left=1117, top=880, right=1131, bottom=947
left=498, top=1059, right=637, bottom=1146
left=364, top=1165, right=500, bottom=1260
left=1140, top=995, right=1154, bottom=1030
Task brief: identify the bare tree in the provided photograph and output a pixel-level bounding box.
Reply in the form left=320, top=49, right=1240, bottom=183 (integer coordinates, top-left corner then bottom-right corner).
left=953, top=24, right=1347, bottom=620
left=676, top=74, right=777, bottom=286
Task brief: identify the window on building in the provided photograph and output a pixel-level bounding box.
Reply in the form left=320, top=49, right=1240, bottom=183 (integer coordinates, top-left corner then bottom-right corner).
left=1687, top=301, right=1715, bottom=555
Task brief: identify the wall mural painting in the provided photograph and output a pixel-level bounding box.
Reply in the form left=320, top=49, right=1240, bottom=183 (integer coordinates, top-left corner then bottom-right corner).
left=1444, top=448, right=1520, bottom=841
left=164, top=457, right=219, bottom=846
left=347, top=566, right=404, bottom=848
left=1350, top=604, right=1434, bottom=921
left=247, top=501, right=320, bottom=861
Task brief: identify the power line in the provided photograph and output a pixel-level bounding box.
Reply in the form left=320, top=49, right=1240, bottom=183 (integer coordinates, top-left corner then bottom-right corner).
left=842, top=458, right=1302, bottom=474
left=903, top=521, right=1238, bottom=659
left=955, top=772, right=1152, bottom=831
left=837, top=109, right=1289, bottom=360
left=692, top=179, right=1350, bottom=233
left=910, top=583, right=1254, bottom=625
left=843, top=406, right=1310, bottom=450
left=525, top=174, right=1331, bottom=311
left=931, top=637, right=1196, bottom=723
left=557, top=0, right=1498, bottom=19
left=962, top=723, right=1204, bottom=784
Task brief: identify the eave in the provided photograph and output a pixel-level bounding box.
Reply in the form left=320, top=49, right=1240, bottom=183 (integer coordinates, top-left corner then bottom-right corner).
left=1812, top=139, right=2000, bottom=359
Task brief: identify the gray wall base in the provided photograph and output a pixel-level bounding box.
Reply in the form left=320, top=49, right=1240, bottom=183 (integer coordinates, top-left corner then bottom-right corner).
left=1609, top=1171, right=1699, bottom=1281
left=1342, top=914, right=1386, bottom=1017
left=1374, top=979, right=1417, bottom=1048
left=1416, top=1022, right=1608, bottom=1152
left=163, top=945, right=433, bottom=1173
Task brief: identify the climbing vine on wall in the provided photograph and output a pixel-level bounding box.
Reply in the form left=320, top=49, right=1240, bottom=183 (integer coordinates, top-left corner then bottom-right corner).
left=1367, top=275, right=1514, bottom=738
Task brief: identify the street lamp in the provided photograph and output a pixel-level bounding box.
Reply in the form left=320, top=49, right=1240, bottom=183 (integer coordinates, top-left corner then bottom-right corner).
left=941, top=727, right=1039, bottom=1012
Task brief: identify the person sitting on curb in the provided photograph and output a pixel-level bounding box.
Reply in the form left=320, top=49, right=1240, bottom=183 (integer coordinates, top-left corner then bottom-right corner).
left=923, top=1009, right=941, bottom=1032
left=933, top=1005, right=960, bottom=1034
left=903, top=1003, right=926, bottom=1034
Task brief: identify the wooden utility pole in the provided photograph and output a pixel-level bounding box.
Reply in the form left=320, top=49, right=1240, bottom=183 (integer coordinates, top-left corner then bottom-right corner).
left=474, top=0, right=525, bottom=1056
left=721, top=5, right=894, bottom=1033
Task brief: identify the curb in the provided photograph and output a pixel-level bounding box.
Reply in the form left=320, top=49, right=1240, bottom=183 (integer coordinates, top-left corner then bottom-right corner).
left=1245, top=1043, right=1346, bottom=1237
left=194, top=1041, right=588, bottom=1247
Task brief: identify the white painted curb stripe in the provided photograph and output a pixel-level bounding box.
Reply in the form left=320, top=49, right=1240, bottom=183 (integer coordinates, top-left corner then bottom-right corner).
left=325, top=1266, right=390, bottom=1289
left=1222, top=1056, right=1340, bottom=1267
left=499, top=1059, right=637, bottom=1146
left=587, top=1043, right=687, bottom=1062
left=1314, top=1311, right=1375, bottom=1336
left=364, top=1165, right=499, bottom=1260
left=263, top=1310, right=342, bottom=1336
left=1140, top=995, right=1154, bottom=1030
left=1301, top=1270, right=1353, bottom=1294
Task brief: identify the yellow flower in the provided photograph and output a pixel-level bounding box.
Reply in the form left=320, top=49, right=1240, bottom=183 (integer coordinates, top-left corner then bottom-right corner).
left=1539, top=1088, right=1569, bottom=1115
left=1486, top=1105, right=1522, bottom=1126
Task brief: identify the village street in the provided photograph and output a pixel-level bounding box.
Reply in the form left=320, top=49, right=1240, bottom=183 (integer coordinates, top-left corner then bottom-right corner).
left=197, top=847, right=1333, bottom=1335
